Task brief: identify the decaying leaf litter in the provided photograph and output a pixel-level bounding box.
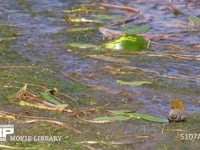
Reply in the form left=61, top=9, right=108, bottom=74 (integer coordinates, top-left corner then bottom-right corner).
left=0, top=0, right=200, bottom=149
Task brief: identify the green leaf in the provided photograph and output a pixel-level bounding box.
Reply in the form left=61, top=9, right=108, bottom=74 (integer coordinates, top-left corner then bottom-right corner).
left=68, top=43, right=98, bottom=49
left=109, top=110, right=168, bottom=123
left=188, top=16, right=200, bottom=26
left=64, top=6, right=106, bottom=13
left=41, top=90, right=61, bottom=105
left=123, top=24, right=151, bottom=34
left=92, top=14, right=124, bottom=20
left=116, top=80, right=152, bottom=86
left=64, top=15, right=103, bottom=24
left=127, top=113, right=168, bottom=123
left=65, top=27, right=95, bottom=32
left=94, top=116, right=130, bottom=122
left=108, top=110, right=133, bottom=115
left=103, top=34, right=147, bottom=51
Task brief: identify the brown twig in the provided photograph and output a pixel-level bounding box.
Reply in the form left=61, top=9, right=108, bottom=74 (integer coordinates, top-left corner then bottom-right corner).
left=107, top=14, right=139, bottom=26
left=110, top=51, right=200, bottom=61
left=0, top=110, right=80, bottom=133
left=0, top=110, right=81, bottom=133
left=19, top=119, right=81, bottom=133
left=57, top=92, right=77, bottom=102
left=96, top=2, right=139, bottom=13
left=76, top=115, right=114, bottom=124
left=0, top=66, right=34, bottom=70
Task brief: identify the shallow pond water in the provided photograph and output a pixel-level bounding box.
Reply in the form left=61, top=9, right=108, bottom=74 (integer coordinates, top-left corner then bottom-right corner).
left=0, top=0, right=200, bottom=149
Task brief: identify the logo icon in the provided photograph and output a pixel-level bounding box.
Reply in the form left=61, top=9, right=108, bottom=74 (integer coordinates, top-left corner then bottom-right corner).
left=0, top=125, right=14, bottom=141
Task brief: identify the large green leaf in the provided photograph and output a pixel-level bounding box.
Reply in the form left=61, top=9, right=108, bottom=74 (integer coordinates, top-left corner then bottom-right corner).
left=103, top=34, right=147, bottom=51
left=94, top=116, right=130, bottom=122
left=116, top=80, right=152, bottom=86
left=109, top=110, right=168, bottom=123
left=127, top=113, right=168, bottom=123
